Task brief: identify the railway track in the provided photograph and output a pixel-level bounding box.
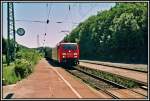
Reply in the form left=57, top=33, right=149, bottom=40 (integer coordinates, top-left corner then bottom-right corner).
left=79, top=61, right=147, bottom=86
left=64, top=66, right=147, bottom=99
left=66, top=67, right=120, bottom=99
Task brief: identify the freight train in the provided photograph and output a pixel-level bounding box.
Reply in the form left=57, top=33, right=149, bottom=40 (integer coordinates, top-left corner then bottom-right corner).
left=45, top=42, right=79, bottom=65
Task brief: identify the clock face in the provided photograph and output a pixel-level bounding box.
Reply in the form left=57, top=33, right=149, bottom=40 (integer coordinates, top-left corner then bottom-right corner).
left=17, top=28, right=25, bottom=36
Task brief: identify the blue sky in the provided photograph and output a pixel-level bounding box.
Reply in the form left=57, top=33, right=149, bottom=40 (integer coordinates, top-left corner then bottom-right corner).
left=2, top=2, right=116, bottom=48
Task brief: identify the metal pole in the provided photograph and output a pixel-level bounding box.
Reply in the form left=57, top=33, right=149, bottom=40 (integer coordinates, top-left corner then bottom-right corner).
left=7, top=2, right=16, bottom=63
left=12, top=3, right=16, bottom=61
left=37, top=34, right=40, bottom=47
left=7, top=3, right=10, bottom=65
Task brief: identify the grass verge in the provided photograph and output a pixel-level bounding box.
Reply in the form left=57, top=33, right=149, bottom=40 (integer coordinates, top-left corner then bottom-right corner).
left=3, top=50, right=43, bottom=85
left=3, top=63, right=21, bottom=85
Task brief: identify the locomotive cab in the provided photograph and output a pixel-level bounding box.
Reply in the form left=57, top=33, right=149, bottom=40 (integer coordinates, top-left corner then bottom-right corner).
left=59, top=43, right=79, bottom=65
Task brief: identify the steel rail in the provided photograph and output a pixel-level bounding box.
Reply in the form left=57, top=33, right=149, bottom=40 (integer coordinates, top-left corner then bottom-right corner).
left=73, top=65, right=148, bottom=97
left=78, top=64, right=147, bottom=86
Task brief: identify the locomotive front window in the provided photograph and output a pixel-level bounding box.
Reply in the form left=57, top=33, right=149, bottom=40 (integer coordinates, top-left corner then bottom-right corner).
left=63, top=44, right=77, bottom=50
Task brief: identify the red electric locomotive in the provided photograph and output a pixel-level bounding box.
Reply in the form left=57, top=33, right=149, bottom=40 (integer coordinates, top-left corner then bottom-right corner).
left=51, top=42, right=79, bottom=65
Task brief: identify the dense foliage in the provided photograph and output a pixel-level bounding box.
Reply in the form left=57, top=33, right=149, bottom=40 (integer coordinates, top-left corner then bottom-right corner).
left=64, top=3, right=148, bottom=63
left=2, top=38, right=43, bottom=85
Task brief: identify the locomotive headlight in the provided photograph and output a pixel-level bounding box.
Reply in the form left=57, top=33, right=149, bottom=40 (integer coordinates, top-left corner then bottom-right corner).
left=63, top=56, right=66, bottom=58
left=74, top=53, right=77, bottom=55
left=62, top=53, right=66, bottom=55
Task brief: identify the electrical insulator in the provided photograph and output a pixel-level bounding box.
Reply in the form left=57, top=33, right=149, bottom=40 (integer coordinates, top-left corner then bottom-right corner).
left=69, top=5, right=70, bottom=11
left=46, top=19, right=49, bottom=24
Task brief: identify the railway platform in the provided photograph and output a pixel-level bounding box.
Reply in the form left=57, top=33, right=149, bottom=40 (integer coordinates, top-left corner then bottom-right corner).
left=2, top=58, right=110, bottom=99
left=79, top=60, right=148, bottom=72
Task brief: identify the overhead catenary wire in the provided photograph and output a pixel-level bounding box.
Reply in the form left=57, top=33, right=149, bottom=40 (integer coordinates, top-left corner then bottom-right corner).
left=67, top=4, right=71, bottom=33
left=15, top=3, right=98, bottom=48
left=60, top=3, right=77, bottom=24
left=47, top=3, right=52, bottom=22
left=15, top=19, right=46, bottom=23
left=61, top=4, right=80, bottom=36
left=67, top=4, right=81, bottom=32
left=61, top=4, right=70, bottom=35
left=43, top=3, right=52, bottom=48
left=43, top=3, right=48, bottom=48
left=69, top=4, right=76, bottom=31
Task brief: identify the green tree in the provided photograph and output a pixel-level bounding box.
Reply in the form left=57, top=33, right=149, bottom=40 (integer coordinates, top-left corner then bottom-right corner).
left=63, top=3, right=148, bottom=63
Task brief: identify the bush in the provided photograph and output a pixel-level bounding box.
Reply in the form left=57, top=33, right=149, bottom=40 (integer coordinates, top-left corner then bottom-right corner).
left=16, top=51, right=22, bottom=59
left=3, top=63, right=20, bottom=85
left=14, top=49, right=42, bottom=79
left=3, top=44, right=43, bottom=85
left=16, top=49, right=42, bottom=65
left=14, top=59, right=32, bottom=78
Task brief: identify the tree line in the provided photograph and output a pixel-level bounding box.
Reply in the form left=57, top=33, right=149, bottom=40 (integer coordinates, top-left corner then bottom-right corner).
left=63, top=3, right=148, bottom=63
